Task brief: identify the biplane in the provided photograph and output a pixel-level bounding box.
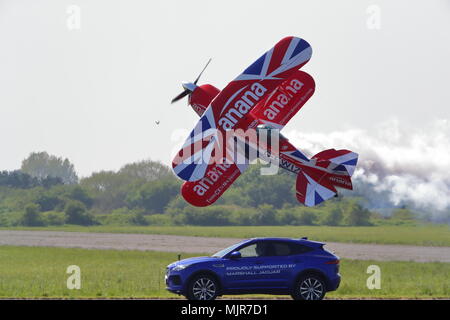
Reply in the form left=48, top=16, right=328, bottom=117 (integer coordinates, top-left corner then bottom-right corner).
left=171, top=36, right=358, bottom=207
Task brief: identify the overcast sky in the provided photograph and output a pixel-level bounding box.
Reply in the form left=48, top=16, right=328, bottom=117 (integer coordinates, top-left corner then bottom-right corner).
left=1, top=0, right=449, bottom=177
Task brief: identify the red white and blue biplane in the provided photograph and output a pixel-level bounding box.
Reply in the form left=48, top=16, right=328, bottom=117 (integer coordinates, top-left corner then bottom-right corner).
left=171, top=36, right=358, bottom=207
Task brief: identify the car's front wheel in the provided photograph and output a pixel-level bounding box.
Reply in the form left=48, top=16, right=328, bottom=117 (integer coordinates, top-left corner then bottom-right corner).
left=291, top=274, right=326, bottom=300
left=186, top=274, right=219, bottom=300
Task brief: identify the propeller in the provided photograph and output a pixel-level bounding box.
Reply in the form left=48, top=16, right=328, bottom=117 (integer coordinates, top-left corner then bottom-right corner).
left=171, top=58, right=212, bottom=104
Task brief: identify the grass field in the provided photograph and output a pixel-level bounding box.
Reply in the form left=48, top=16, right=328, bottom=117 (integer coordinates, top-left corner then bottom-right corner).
left=0, top=246, right=449, bottom=299
left=3, top=224, right=450, bottom=246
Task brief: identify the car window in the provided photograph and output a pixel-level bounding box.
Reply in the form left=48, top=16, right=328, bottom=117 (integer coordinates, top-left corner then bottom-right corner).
left=257, top=241, right=291, bottom=256
left=289, top=243, right=314, bottom=255
left=235, top=241, right=313, bottom=258
left=238, top=242, right=267, bottom=258
left=260, top=241, right=312, bottom=256
left=212, top=241, right=246, bottom=258
left=238, top=244, right=258, bottom=257
left=272, top=242, right=291, bottom=256
left=240, top=241, right=291, bottom=257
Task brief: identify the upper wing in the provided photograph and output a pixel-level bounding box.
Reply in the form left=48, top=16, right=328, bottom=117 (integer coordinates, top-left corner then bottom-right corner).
left=210, top=36, right=312, bottom=131
left=172, top=36, right=312, bottom=182
left=250, top=70, right=315, bottom=130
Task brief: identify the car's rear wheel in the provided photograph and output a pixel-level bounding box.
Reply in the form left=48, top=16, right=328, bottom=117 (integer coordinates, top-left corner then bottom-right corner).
left=186, top=274, right=219, bottom=301
left=291, top=274, right=326, bottom=300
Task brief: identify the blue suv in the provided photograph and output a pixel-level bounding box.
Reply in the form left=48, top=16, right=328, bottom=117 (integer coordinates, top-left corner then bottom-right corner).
left=165, top=237, right=340, bottom=300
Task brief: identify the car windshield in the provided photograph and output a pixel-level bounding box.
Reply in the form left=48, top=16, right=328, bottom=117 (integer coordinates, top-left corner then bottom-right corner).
left=211, top=241, right=246, bottom=258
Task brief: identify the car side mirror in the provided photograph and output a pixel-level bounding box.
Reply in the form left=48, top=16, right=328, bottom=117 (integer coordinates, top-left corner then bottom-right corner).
left=229, top=251, right=241, bottom=259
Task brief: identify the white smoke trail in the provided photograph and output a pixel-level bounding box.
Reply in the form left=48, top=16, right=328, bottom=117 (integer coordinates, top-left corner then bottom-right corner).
left=285, top=118, right=450, bottom=221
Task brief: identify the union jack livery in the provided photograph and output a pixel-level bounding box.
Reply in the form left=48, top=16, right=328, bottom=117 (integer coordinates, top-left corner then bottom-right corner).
left=171, top=36, right=358, bottom=207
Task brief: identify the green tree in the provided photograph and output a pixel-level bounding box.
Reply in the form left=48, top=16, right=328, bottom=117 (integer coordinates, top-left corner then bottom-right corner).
left=165, top=195, right=189, bottom=215
left=34, top=192, right=63, bottom=212
left=182, top=206, right=233, bottom=226
left=21, top=152, right=78, bottom=184
left=278, top=207, right=316, bottom=226
left=129, top=212, right=148, bottom=226
left=126, top=178, right=180, bottom=213
left=0, top=170, right=62, bottom=189
left=67, top=186, right=94, bottom=208
left=229, top=207, right=258, bottom=225
left=80, top=171, right=135, bottom=212
left=234, top=165, right=297, bottom=208
left=42, top=211, right=66, bottom=225
left=119, top=160, right=173, bottom=181
left=343, top=201, right=372, bottom=226
left=21, top=204, right=44, bottom=226
left=294, top=209, right=316, bottom=226
left=0, top=170, right=36, bottom=188
left=391, top=208, right=415, bottom=220
left=64, top=200, right=95, bottom=225
left=255, top=204, right=277, bottom=225
left=320, top=207, right=343, bottom=226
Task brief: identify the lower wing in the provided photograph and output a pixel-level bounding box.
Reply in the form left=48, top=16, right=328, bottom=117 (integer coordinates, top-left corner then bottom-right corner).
left=181, top=162, right=249, bottom=207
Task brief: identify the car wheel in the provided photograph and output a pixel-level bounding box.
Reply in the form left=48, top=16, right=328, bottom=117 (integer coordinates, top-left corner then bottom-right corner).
left=186, top=274, right=219, bottom=301
left=292, top=274, right=326, bottom=300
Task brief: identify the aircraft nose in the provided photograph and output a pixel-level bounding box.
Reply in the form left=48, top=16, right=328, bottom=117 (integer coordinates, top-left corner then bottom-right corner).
left=182, top=82, right=197, bottom=92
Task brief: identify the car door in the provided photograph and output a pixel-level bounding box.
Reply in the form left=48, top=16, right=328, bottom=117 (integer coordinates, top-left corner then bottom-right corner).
left=222, top=241, right=266, bottom=290
left=259, top=241, right=298, bottom=288
left=223, top=240, right=294, bottom=290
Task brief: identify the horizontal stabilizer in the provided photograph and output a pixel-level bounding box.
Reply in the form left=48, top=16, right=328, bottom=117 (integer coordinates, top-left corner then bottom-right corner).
left=312, top=149, right=358, bottom=176
left=296, top=159, right=355, bottom=207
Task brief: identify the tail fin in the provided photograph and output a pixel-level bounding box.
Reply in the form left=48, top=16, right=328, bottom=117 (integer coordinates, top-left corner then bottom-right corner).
left=295, top=149, right=358, bottom=207
left=312, top=149, right=358, bottom=176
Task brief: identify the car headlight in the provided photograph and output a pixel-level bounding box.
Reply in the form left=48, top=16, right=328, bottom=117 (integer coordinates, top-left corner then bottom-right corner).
left=172, top=264, right=190, bottom=271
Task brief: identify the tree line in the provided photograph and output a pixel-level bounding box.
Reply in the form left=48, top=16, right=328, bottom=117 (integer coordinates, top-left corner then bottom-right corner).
left=0, top=151, right=404, bottom=227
